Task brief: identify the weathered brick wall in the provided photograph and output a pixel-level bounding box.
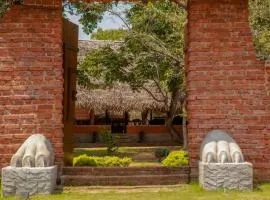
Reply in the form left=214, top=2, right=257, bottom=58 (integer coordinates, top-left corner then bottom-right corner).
left=1, top=0, right=269, bottom=183
left=23, top=0, right=61, bottom=7
left=187, top=0, right=270, bottom=181
left=0, top=3, right=63, bottom=169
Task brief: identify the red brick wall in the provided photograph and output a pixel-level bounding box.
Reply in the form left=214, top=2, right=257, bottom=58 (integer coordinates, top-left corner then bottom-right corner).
left=187, top=0, right=270, bottom=181
left=23, top=0, right=61, bottom=7
left=0, top=3, right=63, bottom=169
left=1, top=0, right=269, bottom=183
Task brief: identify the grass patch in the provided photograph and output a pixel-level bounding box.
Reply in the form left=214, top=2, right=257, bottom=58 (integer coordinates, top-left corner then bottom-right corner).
left=2, top=183, right=270, bottom=200
left=73, top=146, right=181, bottom=167
left=74, top=146, right=181, bottom=157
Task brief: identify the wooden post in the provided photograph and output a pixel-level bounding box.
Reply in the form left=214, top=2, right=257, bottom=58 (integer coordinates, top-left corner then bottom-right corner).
left=62, top=18, right=78, bottom=166
left=90, top=109, right=95, bottom=125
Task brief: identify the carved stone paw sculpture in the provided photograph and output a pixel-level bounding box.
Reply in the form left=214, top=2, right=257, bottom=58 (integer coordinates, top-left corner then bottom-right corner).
left=10, top=134, right=54, bottom=167
left=199, top=130, right=253, bottom=191
left=2, top=134, right=56, bottom=197
left=200, top=130, right=244, bottom=164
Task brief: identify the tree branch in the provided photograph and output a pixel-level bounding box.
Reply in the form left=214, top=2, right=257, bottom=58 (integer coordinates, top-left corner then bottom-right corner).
left=79, top=3, right=131, bottom=31
left=106, top=9, right=131, bottom=31
left=153, top=79, right=166, bottom=100
left=142, top=86, right=166, bottom=103
left=133, top=32, right=184, bottom=64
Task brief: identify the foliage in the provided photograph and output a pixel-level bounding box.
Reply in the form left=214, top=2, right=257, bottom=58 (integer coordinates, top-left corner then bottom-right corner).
left=100, top=128, right=119, bottom=154
left=73, top=154, right=132, bottom=167
left=102, top=156, right=132, bottom=167
left=249, top=0, right=270, bottom=59
left=64, top=2, right=113, bottom=34
left=80, top=1, right=186, bottom=91
left=73, top=154, right=97, bottom=166
left=162, top=150, right=188, bottom=167
left=73, top=146, right=180, bottom=159
left=0, top=0, right=13, bottom=18
left=91, top=28, right=127, bottom=40
left=64, top=1, right=132, bottom=35
left=154, top=148, right=170, bottom=161
left=78, top=1, right=187, bottom=143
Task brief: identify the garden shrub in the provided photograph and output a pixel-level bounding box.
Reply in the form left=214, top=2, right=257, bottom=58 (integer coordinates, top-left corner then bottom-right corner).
left=73, top=154, right=98, bottom=167
left=102, top=156, right=132, bottom=167
left=155, top=148, right=170, bottom=161
left=100, top=128, right=119, bottom=154
left=73, top=155, right=132, bottom=167
left=162, top=150, right=188, bottom=167
left=119, top=157, right=133, bottom=167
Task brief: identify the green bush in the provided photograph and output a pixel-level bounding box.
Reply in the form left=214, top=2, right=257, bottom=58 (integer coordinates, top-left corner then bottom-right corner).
left=102, top=156, right=132, bottom=167
left=73, top=154, right=98, bottom=166
left=73, top=155, right=132, bottom=167
left=162, top=150, right=188, bottom=167
left=155, top=148, right=170, bottom=161
left=100, top=128, right=119, bottom=154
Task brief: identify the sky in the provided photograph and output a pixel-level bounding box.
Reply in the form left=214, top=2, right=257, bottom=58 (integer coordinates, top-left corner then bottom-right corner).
left=65, top=3, right=131, bottom=40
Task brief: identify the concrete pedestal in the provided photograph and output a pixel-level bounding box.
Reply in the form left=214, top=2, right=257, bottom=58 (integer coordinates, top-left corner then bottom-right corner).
left=199, top=161, right=253, bottom=190
left=2, top=166, right=57, bottom=197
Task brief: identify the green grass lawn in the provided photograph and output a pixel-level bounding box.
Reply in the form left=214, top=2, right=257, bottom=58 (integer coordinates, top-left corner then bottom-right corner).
left=2, top=183, right=270, bottom=200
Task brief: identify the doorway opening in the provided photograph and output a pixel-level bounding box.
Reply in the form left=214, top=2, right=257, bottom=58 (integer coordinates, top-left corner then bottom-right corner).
left=62, top=1, right=188, bottom=168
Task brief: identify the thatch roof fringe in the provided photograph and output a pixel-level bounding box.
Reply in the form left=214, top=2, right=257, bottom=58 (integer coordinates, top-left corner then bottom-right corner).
left=76, top=84, right=166, bottom=113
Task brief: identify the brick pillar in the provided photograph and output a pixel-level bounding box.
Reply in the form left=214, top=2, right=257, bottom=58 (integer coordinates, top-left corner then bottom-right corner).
left=0, top=3, right=64, bottom=170
left=187, top=0, right=270, bottom=182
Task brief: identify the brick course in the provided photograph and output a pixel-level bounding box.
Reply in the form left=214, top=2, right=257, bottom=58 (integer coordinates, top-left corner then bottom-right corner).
left=0, top=3, right=63, bottom=170
left=62, top=166, right=190, bottom=186
left=187, top=0, right=270, bottom=181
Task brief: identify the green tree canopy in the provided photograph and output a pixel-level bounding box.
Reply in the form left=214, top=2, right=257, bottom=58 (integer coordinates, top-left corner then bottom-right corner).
left=249, top=0, right=270, bottom=59
left=78, top=0, right=187, bottom=145
left=63, top=0, right=270, bottom=59
left=0, top=0, right=13, bottom=18
left=64, top=2, right=131, bottom=34
left=91, top=28, right=127, bottom=40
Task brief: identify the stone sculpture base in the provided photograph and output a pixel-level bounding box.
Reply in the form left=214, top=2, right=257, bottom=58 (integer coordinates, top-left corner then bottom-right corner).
left=199, top=161, right=253, bottom=190
left=2, top=166, right=57, bottom=197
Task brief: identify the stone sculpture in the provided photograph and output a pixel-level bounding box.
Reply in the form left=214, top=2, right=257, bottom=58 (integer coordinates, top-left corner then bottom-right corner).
left=200, top=130, right=244, bottom=164
left=10, top=134, right=54, bottom=168
left=199, top=130, right=253, bottom=190
left=2, top=134, right=57, bottom=197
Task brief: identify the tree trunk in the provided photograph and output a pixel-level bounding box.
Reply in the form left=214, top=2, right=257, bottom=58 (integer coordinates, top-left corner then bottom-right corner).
left=165, top=115, right=181, bottom=142
left=165, top=88, right=182, bottom=143
left=90, top=109, right=95, bottom=125
left=141, top=109, right=149, bottom=125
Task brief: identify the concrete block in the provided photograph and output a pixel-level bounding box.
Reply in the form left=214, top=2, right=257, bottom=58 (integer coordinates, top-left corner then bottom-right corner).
left=199, top=161, right=253, bottom=190
left=2, top=165, right=57, bottom=197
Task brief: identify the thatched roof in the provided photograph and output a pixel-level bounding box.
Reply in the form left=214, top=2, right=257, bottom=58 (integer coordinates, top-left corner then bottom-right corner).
left=78, top=40, right=123, bottom=63
left=77, top=84, right=165, bottom=113
left=76, top=40, right=166, bottom=113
